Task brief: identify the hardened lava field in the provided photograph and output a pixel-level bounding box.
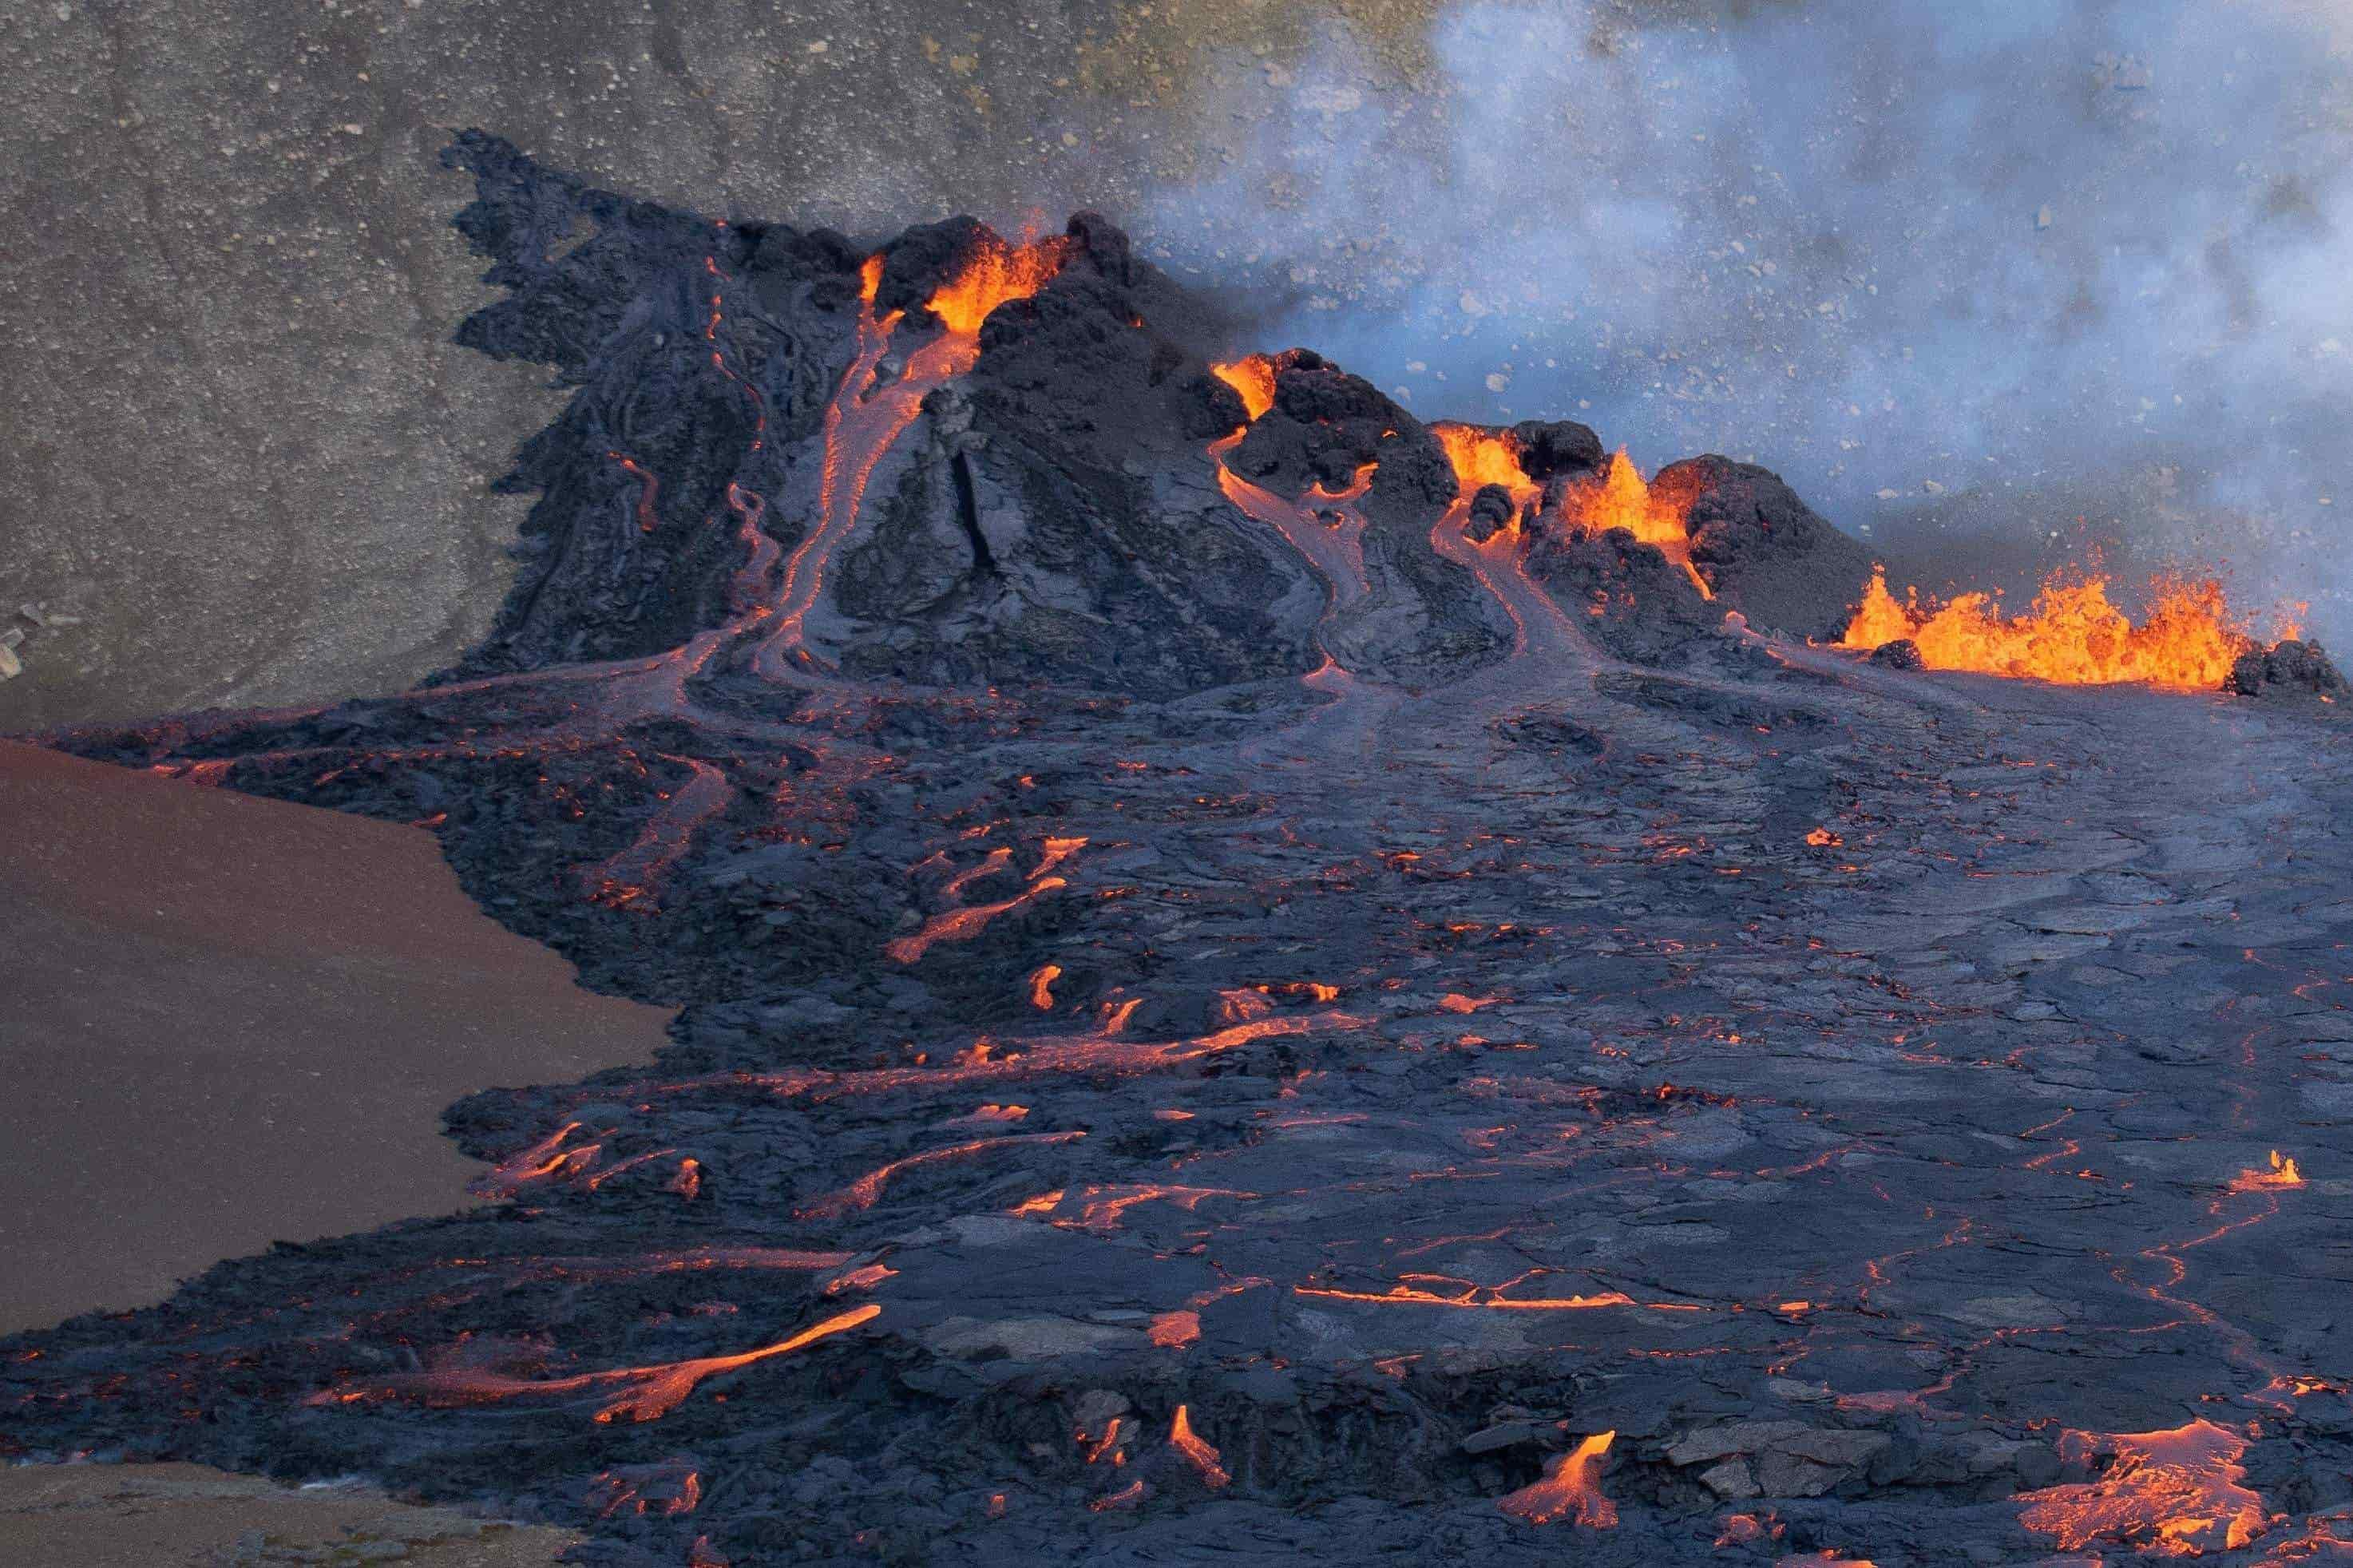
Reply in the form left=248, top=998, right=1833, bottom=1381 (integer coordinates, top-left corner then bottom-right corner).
left=7, top=135, right=2353, bottom=1567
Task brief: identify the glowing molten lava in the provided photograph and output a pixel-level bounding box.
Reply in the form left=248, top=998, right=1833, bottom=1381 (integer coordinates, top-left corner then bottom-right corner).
left=1561, top=449, right=1709, bottom=598
left=1168, top=1405, right=1230, bottom=1488
left=923, top=231, right=1072, bottom=337
left=2018, top=1420, right=2272, bottom=1556
left=1432, top=423, right=1540, bottom=516
left=1497, top=1431, right=1618, bottom=1528
left=1840, top=566, right=2250, bottom=688
left=1212, top=355, right=1278, bottom=422
left=2228, top=1150, right=2304, bottom=1193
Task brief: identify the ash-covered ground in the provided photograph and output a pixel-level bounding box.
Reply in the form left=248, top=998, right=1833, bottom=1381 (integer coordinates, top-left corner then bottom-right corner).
left=8, top=138, right=2353, bottom=1567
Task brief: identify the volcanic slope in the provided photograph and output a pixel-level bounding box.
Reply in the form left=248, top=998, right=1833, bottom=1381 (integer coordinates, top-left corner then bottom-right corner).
left=10, top=137, right=2353, bottom=1568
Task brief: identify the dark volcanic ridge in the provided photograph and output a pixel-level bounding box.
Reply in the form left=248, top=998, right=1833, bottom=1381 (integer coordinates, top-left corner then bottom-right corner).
left=10, top=135, right=2353, bottom=1568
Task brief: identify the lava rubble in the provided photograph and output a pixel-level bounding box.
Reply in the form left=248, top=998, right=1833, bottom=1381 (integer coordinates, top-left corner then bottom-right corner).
left=7, top=134, right=2353, bottom=1568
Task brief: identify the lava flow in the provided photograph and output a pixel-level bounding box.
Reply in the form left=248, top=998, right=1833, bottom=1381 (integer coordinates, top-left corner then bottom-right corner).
left=1207, top=353, right=1375, bottom=615
left=307, top=1304, right=881, bottom=1424
left=18, top=141, right=2353, bottom=1568
left=1840, top=564, right=2253, bottom=687
left=1496, top=1431, right=1618, bottom=1528
left=758, top=232, right=1070, bottom=675
left=2017, top=1420, right=2273, bottom=1556
left=1426, top=423, right=1584, bottom=659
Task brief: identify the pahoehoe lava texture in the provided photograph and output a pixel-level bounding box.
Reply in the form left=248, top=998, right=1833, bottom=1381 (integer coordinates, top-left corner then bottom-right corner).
left=10, top=137, right=2353, bottom=1567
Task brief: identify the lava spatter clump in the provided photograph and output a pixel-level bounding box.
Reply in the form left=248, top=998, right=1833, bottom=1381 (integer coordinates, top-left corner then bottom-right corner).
left=10, top=136, right=2353, bottom=1568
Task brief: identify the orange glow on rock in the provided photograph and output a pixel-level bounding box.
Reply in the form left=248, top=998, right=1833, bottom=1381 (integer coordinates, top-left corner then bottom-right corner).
left=1168, top=1405, right=1230, bottom=1488
left=923, top=232, right=1071, bottom=336
left=1497, top=1431, right=1618, bottom=1528
left=885, top=877, right=1068, bottom=964
left=1212, top=355, right=1278, bottom=422
left=795, top=1130, right=1084, bottom=1219
left=1027, top=963, right=1061, bottom=1010
left=2018, top=1419, right=2272, bottom=1557
left=1840, top=565, right=2252, bottom=688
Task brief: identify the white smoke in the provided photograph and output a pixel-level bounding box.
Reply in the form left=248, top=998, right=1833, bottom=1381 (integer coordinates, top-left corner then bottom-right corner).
left=1127, top=0, right=2353, bottom=636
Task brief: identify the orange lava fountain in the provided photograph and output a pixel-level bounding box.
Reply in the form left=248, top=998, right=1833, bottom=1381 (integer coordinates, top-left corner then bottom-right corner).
left=2018, top=1419, right=2272, bottom=1556
left=1497, top=1431, right=1619, bottom=1527
left=1840, top=565, right=2252, bottom=688
left=1431, top=423, right=1541, bottom=518
left=1563, top=449, right=1712, bottom=599
left=924, top=231, right=1072, bottom=337
left=1211, top=355, right=1277, bottom=422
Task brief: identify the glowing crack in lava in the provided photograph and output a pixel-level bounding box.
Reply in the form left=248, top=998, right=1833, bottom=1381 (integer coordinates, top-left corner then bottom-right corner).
left=759, top=233, right=1069, bottom=674
left=1562, top=449, right=1712, bottom=600
left=306, top=1303, right=881, bottom=1424
left=1839, top=565, right=2252, bottom=687
left=1496, top=1430, right=1618, bottom=1528
left=2018, top=1419, right=2273, bottom=1556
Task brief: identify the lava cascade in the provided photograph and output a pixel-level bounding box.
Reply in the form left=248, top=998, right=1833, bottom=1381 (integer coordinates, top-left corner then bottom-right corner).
left=1840, top=566, right=2252, bottom=688
left=1495, top=1431, right=1618, bottom=1527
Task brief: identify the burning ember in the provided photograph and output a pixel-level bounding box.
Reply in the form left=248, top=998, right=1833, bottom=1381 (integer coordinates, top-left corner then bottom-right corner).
left=1496, top=1431, right=1618, bottom=1528
left=1839, top=565, right=2252, bottom=687
left=2018, top=1419, right=2273, bottom=1556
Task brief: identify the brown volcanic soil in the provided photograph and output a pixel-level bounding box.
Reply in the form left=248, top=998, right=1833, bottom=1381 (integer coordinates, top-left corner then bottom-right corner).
left=0, top=1463, right=578, bottom=1567
left=0, top=741, right=674, bottom=1335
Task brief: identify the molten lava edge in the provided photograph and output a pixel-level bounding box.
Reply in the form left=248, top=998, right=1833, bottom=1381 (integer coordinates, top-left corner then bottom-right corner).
left=6, top=133, right=2353, bottom=1568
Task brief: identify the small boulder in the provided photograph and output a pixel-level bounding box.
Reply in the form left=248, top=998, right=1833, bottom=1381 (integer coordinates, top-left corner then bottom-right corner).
left=2228, top=638, right=2347, bottom=698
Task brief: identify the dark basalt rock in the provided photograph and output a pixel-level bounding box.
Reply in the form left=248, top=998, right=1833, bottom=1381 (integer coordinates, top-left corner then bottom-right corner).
left=1665, top=455, right=1877, bottom=641
left=1868, top=638, right=1926, bottom=670
left=1509, top=418, right=1606, bottom=483
left=1521, top=515, right=1718, bottom=664
left=2229, top=637, right=2348, bottom=698
left=1465, top=484, right=1522, bottom=544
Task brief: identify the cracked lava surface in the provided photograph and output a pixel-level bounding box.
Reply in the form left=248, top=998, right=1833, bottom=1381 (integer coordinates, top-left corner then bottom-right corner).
left=7, top=137, right=2353, bottom=1567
